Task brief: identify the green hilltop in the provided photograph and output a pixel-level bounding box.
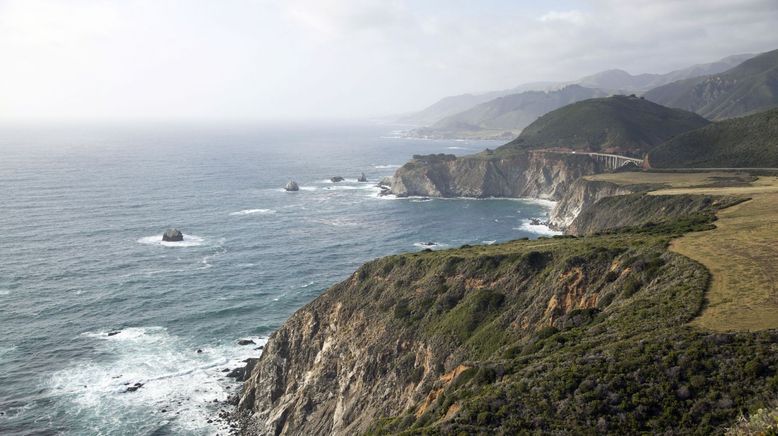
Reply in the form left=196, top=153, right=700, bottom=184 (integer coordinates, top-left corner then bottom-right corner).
left=644, top=48, right=778, bottom=120
left=500, top=95, right=710, bottom=157
left=646, top=108, right=778, bottom=168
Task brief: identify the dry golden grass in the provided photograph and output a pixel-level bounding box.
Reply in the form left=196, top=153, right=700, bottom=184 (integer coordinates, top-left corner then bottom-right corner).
left=585, top=171, right=756, bottom=188
left=589, top=172, right=778, bottom=331
left=653, top=177, right=778, bottom=331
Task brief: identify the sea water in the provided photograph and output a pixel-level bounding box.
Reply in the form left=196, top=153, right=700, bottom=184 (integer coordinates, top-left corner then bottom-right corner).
left=0, top=121, right=559, bottom=435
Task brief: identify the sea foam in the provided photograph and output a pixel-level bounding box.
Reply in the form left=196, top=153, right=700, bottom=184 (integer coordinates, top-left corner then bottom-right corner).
left=50, top=327, right=267, bottom=435
left=229, top=208, right=276, bottom=216
left=515, top=219, right=562, bottom=236
left=137, top=234, right=205, bottom=247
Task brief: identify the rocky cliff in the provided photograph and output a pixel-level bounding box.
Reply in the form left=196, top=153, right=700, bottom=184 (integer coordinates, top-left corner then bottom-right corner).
left=236, top=224, right=778, bottom=435
left=548, top=178, right=633, bottom=230
left=389, top=151, right=614, bottom=200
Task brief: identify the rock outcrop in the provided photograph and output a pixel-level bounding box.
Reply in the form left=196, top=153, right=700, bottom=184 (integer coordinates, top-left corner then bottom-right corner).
left=548, top=178, right=633, bottom=230
left=389, top=151, right=615, bottom=200
left=357, top=173, right=367, bottom=182
left=236, top=242, right=644, bottom=435
left=162, top=228, right=183, bottom=242
left=285, top=181, right=300, bottom=191
left=330, top=176, right=345, bottom=183
left=235, top=228, right=778, bottom=435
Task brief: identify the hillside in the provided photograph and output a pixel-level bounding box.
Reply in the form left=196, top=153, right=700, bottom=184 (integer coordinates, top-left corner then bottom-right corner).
left=411, top=85, right=608, bottom=139
left=644, top=48, right=778, bottom=119
left=502, top=95, right=710, bottom=157
left=237, top=207, right=778, bottom=435
left=646, top=108, right=778, bottom=168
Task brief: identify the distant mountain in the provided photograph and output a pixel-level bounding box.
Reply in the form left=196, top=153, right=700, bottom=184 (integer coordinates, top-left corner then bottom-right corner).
left=644, top=49, right=778, bottom=120
left=396, top=82, right=560, bottom=126
left=577, top=54, right=753, bottom=93
left=412, top=85, right=608, bottom=139
left=502, top=95, right=711, bottom=157
left=399, top=53, right=753, bottom=128
left=646, top=108, right=778, bottom=168
left=396, top=91, right=506, bottom=127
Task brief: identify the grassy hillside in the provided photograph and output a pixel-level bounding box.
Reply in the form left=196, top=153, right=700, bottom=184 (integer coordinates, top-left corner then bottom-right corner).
left=501, top=95, right=710, bottom=157
left=360, top=215, right=778, bottom=434
left=646, top=108, right=778, bottom=168
left=585, top=172, right=778, bottom=332
left=644, top=48, right=778, bottom=120
left=568, top=193, right=744, bottom=236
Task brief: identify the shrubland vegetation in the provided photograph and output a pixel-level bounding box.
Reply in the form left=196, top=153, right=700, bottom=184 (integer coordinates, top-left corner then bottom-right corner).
left=647, top=108, right=778, bottom=168
left=501, top=95, right=709, bottom=157
left=331, top=203, right=778, bottom=434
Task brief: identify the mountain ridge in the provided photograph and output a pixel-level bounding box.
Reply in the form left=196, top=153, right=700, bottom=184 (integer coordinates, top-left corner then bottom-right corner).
left=644, top=48, right=778, bottom=119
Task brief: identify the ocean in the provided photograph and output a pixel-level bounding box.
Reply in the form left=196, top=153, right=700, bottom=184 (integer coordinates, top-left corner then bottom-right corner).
left=0, top=121, right=558, bottom=435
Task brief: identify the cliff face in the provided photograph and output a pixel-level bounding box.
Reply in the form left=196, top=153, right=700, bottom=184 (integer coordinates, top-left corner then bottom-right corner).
left=236, top=237, right=672, bottom=435
left=237, top=230, right=778, bottom=435
left=566, top=193, right=744, bottom=236
left=389, top=151, right=612, bottom=200
left=548, top=178, right=633, bottom=230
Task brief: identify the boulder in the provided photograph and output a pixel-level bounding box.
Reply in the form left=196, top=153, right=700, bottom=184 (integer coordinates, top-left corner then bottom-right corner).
left=162, top=229, right=183, bottom=242
left=330, top=176, right=344, bottom=183
left=237, top=339, right=255, bottom=346
left=125, top=382, right=144, bottom=393
left=285, top=181, right=300, bottom=191
left=357, top=172, right=368, bottom=182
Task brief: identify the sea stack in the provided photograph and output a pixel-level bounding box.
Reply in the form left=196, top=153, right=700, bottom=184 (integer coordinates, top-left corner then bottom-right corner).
left=285, top=181, right=299, bottom=191
left=162, top=228, right=184, bottom=242
left=330, top=176, right=344, bottom=182
left=357, top=172, right=367, bottom=182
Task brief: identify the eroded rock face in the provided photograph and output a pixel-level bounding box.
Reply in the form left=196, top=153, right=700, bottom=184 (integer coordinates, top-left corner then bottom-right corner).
left=548, top=178, right=633, bottom=231
left=285, top=181, right=300, bottom=191
left=388, top=151, right=611, bottom=200
left=162, top=229, right=184, bottom=242
left=235, top=243, right=635, bottom=435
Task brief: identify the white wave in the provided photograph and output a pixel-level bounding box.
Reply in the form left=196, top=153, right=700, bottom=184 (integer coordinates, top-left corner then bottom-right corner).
left=52, top=327, right=267, bottom=435
left=413, top=241, right=449, bottom=250
left=482, top=240, right=497, bottom=245
left=300, top=281, right=315, bottom=289
left=373, top=164, right=401, bottom=169
left=410, top=197, right=433, bottom=203
left=514, top=219, right=562, bottom=236
left=517, top=197, right=557, bottom=209
left=0, top=289, right=9, bottom=296
left=137, top=234, right=205, bottom=247
left=229, top=208, right=276, bottom=216
left=447, top=146, right=469, bottom=150
left=311, top=217, right=360, bottom=227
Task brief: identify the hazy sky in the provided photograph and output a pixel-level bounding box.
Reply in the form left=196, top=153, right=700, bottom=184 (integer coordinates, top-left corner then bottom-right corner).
left=1, top=0, right=777, bottom=121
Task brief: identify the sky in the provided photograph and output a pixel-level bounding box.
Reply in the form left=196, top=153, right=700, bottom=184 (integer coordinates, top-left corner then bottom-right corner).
left=1, top=0, right=777, bottom=121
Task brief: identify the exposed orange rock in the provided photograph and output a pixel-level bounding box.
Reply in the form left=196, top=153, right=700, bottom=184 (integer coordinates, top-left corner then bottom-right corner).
left=443, top=403, right=461, bottom=420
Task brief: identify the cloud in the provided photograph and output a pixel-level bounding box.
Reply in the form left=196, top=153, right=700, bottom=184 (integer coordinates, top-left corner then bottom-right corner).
left=538, top=10, right=587, bottom=25
left=0, top=0, right=776, bottom=120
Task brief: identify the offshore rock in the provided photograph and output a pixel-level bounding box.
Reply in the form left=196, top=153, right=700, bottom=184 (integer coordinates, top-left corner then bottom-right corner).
left=162, top=229, right=184, bottom=242
left=285, top=181, right=300, bottom=191
left=330, top=176, right=345, bottom=183
left=357, top=172, right=368, bottom=182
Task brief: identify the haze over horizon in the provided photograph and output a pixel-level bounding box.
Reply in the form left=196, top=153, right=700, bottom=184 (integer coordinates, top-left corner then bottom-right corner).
left=2, top=0, right=777, bottom=121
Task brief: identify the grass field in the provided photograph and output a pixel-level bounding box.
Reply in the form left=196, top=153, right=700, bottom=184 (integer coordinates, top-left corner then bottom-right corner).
left=587, top=172, right=778, bottom=331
